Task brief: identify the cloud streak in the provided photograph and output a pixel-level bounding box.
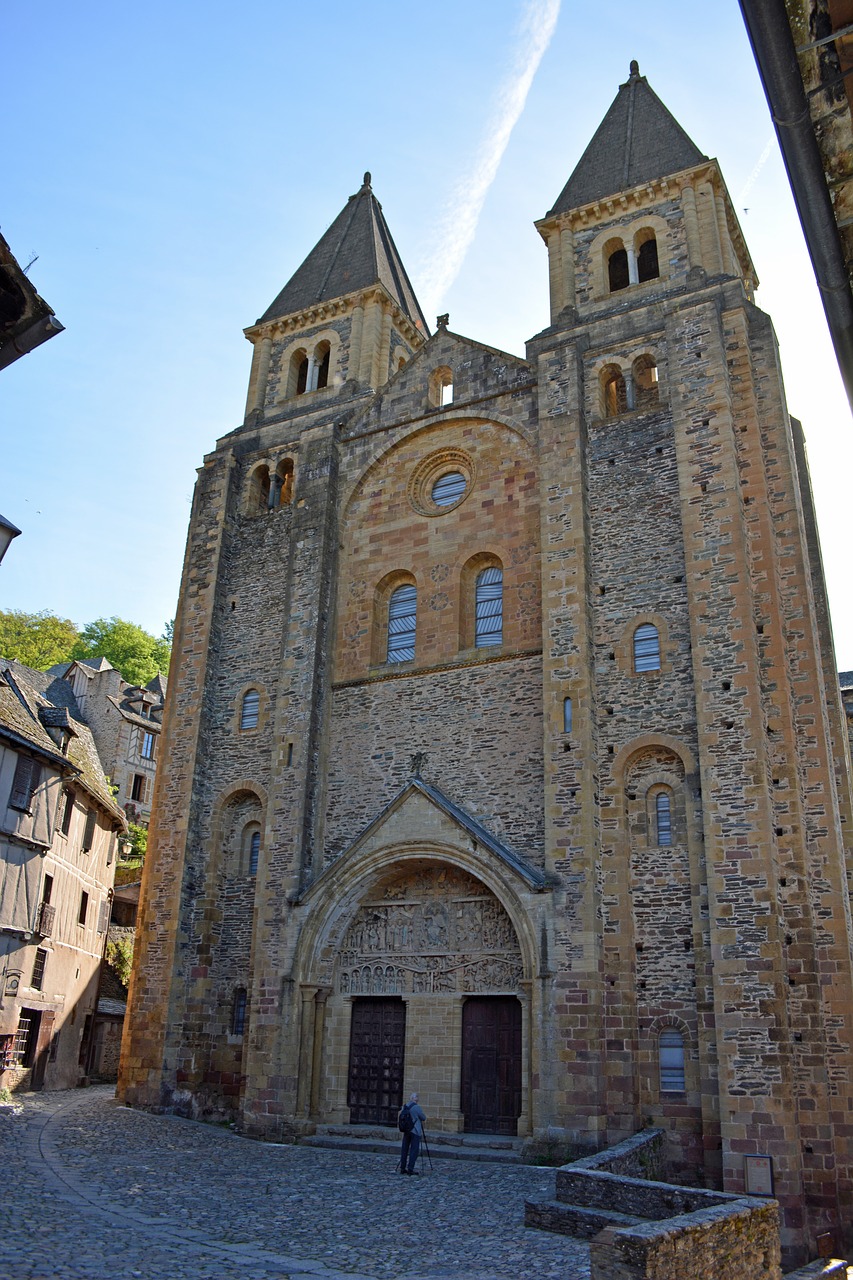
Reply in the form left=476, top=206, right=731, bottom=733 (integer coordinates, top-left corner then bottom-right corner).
left=417, top=0, right=561, bottom=321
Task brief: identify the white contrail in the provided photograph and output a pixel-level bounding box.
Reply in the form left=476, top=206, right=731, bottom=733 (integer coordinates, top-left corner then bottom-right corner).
left=417, top=0, right=561, bottom=320
left=736, top=134, right=776, bottom=208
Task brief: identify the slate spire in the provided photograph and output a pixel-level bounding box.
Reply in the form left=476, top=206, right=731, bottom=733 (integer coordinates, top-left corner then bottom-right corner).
left=549, top=62, right=707, bottom=214
left=259, top=173, right=428, bottom=333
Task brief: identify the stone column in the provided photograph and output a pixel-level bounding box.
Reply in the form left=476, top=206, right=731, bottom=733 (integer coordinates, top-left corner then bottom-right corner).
left=697, top=182, right=724, bottom=274
left=296, top=985, right=318, bottom=1117
left=245, top=335, right=273, bottom=417
left=548, top=230, right=566, bottom=321
left=310, top=988, right=330, bottom=1117
left=626, top=246, right=639, bottom=286
left=681, top=185, right=702, bottom=270
left=349, top=301, right=364, bottom=383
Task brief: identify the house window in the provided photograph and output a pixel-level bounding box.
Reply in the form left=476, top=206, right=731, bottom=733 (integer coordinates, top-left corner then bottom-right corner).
left=659, top=1029, right=686, bottom=1092
left=608, top=246, right=629, bottom=292
left=9, top=756, right=41, bottom=812
left=60, top=790, right=74, bottom=837
left=141, top=731, right=155, bottom=760
left=31, top=949, right=48, bottom=992
left=131, top=774, right=147, bottom=803
left=428, top=366, right=454, bottom=407
left=387, top=585, right=417, bottom=663
left=563, top=697, right=573, bottom=734
left=655, top=792, right=673, bottom=846
left=637, top=235, right=660, bottom=283
left=314, top=341, right=331, bottom=390
left=294, top=351, right=309, bottom=395
left=475, top=567, right=503, bottom=648
left=232, top=987, right=248, bottom=1036
left=249, top=829, right=261, bottom=876
left=82, top=808, right=97, bottom=852
left=633, top=623, right=661, bottom=672
left=241, top=689, right=260, bottom=730
left=78, top=891, right=89, bottom=927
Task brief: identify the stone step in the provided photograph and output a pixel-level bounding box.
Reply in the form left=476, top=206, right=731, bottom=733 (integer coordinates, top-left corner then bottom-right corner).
left=301, top=1131, right=521, bottom=1164
left=313, top=1123, right=521, bottom=1151
left=782, top=1262, right=850, bottom=1279
left=524, top=1198, right=645, bottom=1240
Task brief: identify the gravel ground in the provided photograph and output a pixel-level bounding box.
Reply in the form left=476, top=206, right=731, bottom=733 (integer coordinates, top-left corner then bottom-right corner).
left=0, top=1085, right=591, bottom=1280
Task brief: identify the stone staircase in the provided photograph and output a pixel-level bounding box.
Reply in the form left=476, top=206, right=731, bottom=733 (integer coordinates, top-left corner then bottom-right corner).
left=301, top=1123, right=522, bottom=1164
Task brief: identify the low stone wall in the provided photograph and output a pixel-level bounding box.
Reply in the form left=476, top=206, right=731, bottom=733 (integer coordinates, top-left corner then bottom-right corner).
left=591, top=1198, right=781, bottom=1280
left=555, top=1168, right=734, bottom=1221
left=571, top=1128, right=665, bottom=1181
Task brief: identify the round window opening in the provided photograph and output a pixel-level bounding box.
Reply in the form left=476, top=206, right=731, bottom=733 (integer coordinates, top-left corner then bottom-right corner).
left=407, top=448, right=475, bottom=517
left=431, top=471, right=467, bottom=506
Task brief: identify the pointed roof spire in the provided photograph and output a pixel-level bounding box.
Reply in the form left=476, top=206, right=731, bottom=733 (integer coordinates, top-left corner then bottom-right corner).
left=258, top=175, right=428, bottom=332
left=548, top=64, right=707, bottom=215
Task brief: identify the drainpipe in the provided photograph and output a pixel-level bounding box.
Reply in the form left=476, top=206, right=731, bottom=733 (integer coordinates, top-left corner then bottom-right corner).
left=740, top=0, right=853, bottom=413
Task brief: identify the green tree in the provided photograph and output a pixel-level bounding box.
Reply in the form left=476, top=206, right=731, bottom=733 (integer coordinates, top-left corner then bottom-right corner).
left=0, top=609, right=79, bottom=670
left=70, top=617, right=171, bottom=685
left=105, top=935, right=134, bottom=988
left=122, top=822, right=148, bottom=864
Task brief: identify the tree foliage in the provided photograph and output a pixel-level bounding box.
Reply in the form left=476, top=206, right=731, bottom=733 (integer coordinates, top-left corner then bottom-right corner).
left=0, top=609, right=79, bottom=670
left=122, top=822, right=148, bottom=864
left=70, top=616, right=170, bottom=685
left=105, top=935, right=134, bottom=988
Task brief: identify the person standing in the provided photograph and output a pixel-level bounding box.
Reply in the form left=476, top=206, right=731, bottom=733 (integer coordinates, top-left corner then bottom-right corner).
left=398, top=1092, right=426, bottom=1175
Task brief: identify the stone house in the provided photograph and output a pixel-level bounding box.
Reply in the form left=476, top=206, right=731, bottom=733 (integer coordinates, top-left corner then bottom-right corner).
left=59, top=659, right=166, bottom=827
left=119, top=66, right=853, bottom=1265
left=0, top=660, right=126, bottom=1091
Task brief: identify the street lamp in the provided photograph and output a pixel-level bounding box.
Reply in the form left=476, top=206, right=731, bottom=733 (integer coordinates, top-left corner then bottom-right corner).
left=0, top=514, right=21, bottom=565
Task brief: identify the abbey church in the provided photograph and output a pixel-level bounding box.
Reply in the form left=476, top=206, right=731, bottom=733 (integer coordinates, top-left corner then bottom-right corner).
left=119, top=66, right=853, bottom=1259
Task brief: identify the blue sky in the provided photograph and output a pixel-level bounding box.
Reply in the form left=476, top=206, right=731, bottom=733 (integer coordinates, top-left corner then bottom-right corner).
left=3, top=2, right=852, bottom=666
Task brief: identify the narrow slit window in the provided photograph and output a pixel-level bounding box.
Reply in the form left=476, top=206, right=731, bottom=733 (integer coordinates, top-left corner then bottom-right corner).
left=249, top=830, right=261, bottom=876
left=563, top=697, right=573, bottom=734
left=655, top=792, right=673, bottom=846
left=232, top=987, right=247, bottom=1037
left=659, top=1029, right=685, bottom=1092
left=387, top=585, right=416, bottom=663
left=475, top=566, right=503, bottom=648
left=633, top=623, right=661, bottom=672
left=241, top=690, right=260, bottom=730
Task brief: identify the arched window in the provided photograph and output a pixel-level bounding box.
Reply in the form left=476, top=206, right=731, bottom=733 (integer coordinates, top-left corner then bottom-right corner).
left=288, top=349, right=309, bottom=397
left=428, top=366, right=454, bottom=407
left=608, top=246, right=629, bottom=292
left=231, top=987, right=247, bottom=1037
left=240, top=689, right=260, bottom=730
left=387, top=585, right=416, bottom=663
left=431, top=471, right=467, bottom=507
left=475, top=567, right=503, bottom=648
left=563, top=697, right=573, bottom=734
left=601, top=365, right=627, bottom=418
left=659, top=1029, right=685, bottom=1092
left=633, top=624, right=661, bottom=672
left=633, top=355, right=659, bottom=410
left=247, top=465, right=271, bottom=514
left=637, top=235, right=660, bottom=283
left=248, top=829, right=261, bottom=875
left=655, top=792, right=672, bottom=846
left=274, top=458, right=294, bottom=506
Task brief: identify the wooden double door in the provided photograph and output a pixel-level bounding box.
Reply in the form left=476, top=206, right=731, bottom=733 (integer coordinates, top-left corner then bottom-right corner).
left=346, top=995, right=521, bottom=1135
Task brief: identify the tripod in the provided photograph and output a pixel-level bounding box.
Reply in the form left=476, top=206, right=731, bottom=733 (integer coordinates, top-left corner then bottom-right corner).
left=396, top=1127, right=433, bottom=1175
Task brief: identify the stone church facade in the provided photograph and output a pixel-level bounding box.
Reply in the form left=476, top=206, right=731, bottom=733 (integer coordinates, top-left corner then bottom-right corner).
left=119, top=66, right=853, bottom=1262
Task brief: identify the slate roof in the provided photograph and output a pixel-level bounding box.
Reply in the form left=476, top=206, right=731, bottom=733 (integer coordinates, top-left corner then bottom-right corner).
left=549, top=62, right=707, bottom=215
left=258, top=173, right=429, bottom=333
left=840, top=670, right=853, bottom=690
left=0, top=659, right=126, bottom=825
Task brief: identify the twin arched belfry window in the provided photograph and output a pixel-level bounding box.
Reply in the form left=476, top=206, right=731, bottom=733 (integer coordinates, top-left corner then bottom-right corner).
left=384, top=566, right=504, bottom=664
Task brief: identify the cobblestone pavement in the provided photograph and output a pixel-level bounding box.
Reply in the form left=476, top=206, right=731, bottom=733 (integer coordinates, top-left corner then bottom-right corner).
left=0, top=1086, right=591, bottom=1280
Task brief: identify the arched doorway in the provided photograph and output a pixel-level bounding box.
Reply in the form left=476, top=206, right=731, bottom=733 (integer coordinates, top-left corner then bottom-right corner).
left=328, top=862, right=526, bottom=1134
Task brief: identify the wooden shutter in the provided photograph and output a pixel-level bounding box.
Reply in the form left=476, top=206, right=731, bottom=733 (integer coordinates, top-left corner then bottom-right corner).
left=82, top=808, right=97, bottom=852
left=10, top=756, right=40, bottom=811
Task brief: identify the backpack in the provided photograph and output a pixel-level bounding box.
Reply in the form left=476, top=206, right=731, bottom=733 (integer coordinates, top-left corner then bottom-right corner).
left=398, top=1104, right=415, bottom=1134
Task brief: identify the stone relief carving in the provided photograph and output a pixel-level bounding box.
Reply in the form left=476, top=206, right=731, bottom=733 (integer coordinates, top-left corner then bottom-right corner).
left=336, top=867, right=522, bottom=995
